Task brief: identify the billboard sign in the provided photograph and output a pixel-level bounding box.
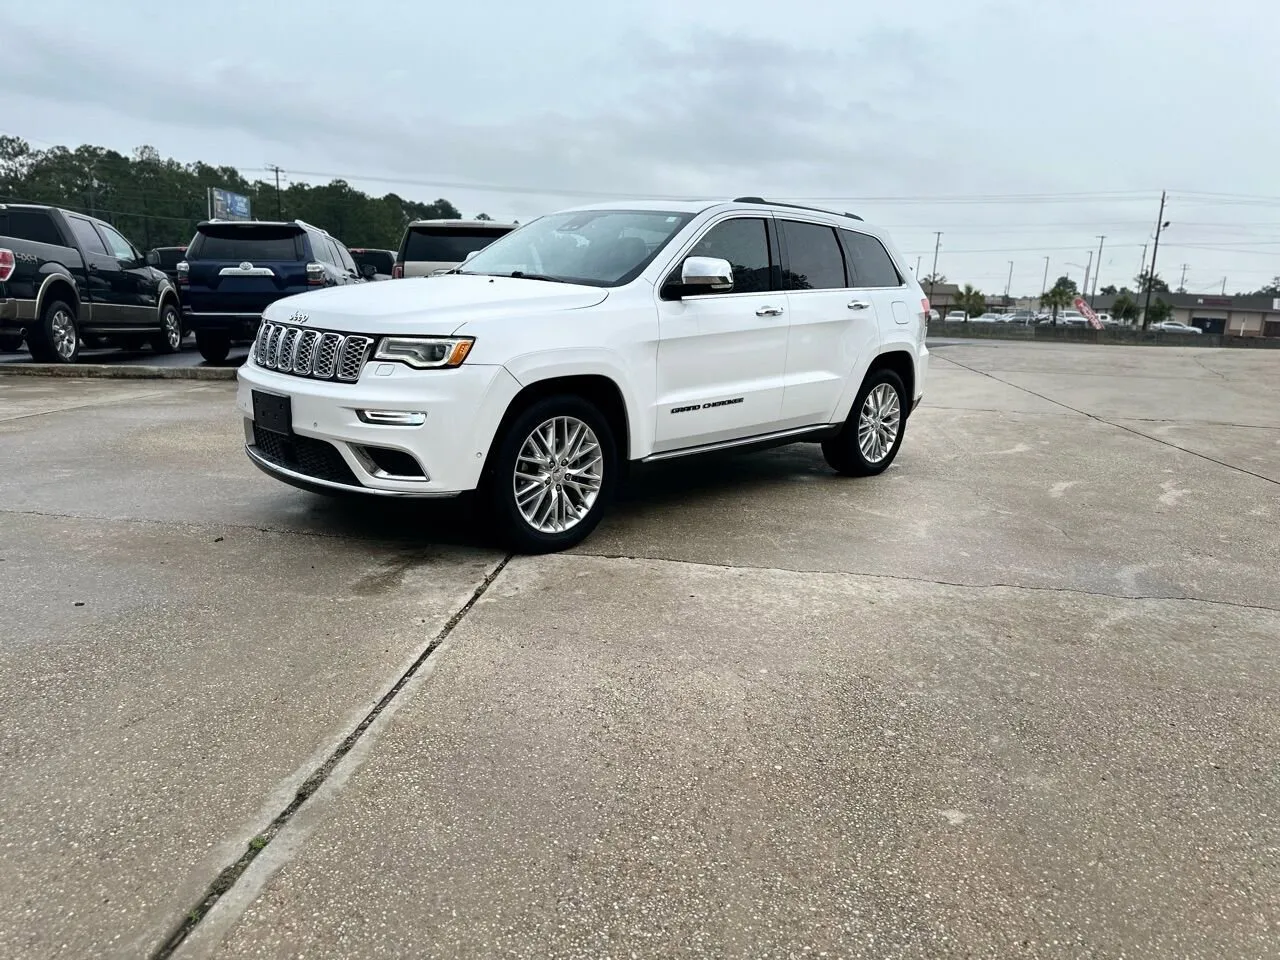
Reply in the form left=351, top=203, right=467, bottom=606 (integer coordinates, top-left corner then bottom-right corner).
left=1074, top=296, right=1104, bottom=330
left=208, top=187, right=252, bottom=221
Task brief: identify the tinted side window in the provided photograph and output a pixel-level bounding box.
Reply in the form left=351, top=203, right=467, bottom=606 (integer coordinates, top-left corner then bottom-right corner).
left=67, top=216, right=109, bottom=256
left=680, top=218, right=771, bottom=294
left=309, top=233, right=334, bottom=264
left=780, top=221, right=846, bottom=290
left=327, top=239, right=351, bottom=272
left=840, top=230, right=903, bottom=288
left=0, top=210, right=66, bottom=246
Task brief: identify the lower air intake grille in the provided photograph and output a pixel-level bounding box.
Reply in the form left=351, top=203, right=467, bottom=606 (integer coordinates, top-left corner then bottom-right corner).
left=252, top=425, right=359, bottom=486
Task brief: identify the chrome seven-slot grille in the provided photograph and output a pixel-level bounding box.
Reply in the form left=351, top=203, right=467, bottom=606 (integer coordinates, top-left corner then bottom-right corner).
left=254, top=322, right=374, bottom=382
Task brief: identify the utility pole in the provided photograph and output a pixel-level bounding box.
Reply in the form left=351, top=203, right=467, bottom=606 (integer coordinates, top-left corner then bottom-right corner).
left=915, top=255, right=922, bottom=278
left=1005, top=260, right=1014, bottom=298
left=1179, top=263, right=1189, bottom=293
left=1143, top=190, right=1168, bottom=329
left=929, top=232, right=942, bottom=305
left=266, top=164, right=284, bottom=219
left=1222, top=277, right=1227, bottom=295
left=1091, top=235, right=1106, bottom=303
left=1041, top=256, right=1050, bottom=302
left=1082, top=250, right=1093, bottom=303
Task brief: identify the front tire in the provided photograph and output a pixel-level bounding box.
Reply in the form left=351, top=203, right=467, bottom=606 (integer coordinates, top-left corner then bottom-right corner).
left=196, top=330, right=231, bottom=364
left=486, top=395, right=617, bottom=553
left=822, top=368, right=907, bottom=476
left=153, top=302, right=183, bottom=354
left=27, top=299, right=80, bottom=364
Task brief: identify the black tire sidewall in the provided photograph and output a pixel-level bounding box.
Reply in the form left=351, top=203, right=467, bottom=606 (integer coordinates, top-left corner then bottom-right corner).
left=827, top=368, right=907, bottom=476
left=488, top=395, right=618, bottom=553
left=195, top=330, right=231, bottom=363
left=32, top=299, right=79, bottom=363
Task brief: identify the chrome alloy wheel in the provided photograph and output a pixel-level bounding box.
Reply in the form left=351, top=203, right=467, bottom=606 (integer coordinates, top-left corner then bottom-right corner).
left=513, top=416, right=604, bottom=533
left=163, top=307, right=182, bottom=348
left=858, top=382, right=901, bottom=464
left=51, top=308, right=78, bottom=360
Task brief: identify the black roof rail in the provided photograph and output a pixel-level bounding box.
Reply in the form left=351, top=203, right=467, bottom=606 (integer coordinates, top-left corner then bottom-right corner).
left=732, top=196, right=862, bottom=221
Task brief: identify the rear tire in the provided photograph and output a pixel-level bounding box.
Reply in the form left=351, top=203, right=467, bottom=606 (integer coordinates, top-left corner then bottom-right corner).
left=27, top=299, right=80, bottom=364
left=485, top=395, right=617, bottom=553
left=821, top=368, right=907, bottom=477
left=153, top=302, right=183, bottom=354
left=196, top=330, right=231, bottom=364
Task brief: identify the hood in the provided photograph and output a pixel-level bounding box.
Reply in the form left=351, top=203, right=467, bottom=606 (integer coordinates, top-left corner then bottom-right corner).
left=261, top=274, right=608, bottom=334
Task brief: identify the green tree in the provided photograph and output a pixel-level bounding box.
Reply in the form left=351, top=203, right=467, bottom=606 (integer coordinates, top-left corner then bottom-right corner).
left=1136, top=270, right=1169, bottom=293
left=1146, top=297, right=1173, bottom=326
left=921, top=272, right=947, bottom=286
left=1040, top=275, right=1078, bottom=323
left=475, top=212, right=493, bottom=221
left=954, top=284, right=986, bottom=319
left=1249, top=276, right=1280, bottom=296
left=1112, top=291, right=1141, bottom=324
left=0, top=136, right=462, bottom=250
left=1099, top=284, right=1118, bottom=296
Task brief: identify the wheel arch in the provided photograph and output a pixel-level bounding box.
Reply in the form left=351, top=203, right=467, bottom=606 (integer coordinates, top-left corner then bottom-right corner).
left=35, top=272, right=81, bottom=320
left=867, top=349, right=915, bottom=411
left=490, top=373, right=632, bottom=466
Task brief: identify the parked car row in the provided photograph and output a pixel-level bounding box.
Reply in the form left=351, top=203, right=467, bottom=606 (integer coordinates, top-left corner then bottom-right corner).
left=0, top=208, right=518, bottom=363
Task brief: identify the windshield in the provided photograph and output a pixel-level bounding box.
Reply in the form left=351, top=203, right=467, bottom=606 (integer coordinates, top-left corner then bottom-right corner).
left=458, top=209, right=695, bottom=287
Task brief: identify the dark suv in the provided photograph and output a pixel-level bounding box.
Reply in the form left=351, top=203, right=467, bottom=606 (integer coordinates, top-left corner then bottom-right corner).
left=180, top=220, right=363, bottom=362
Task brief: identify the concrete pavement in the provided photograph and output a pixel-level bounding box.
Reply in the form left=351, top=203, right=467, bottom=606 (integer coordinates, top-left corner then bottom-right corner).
left=1, top=342, right=1277, bottom=958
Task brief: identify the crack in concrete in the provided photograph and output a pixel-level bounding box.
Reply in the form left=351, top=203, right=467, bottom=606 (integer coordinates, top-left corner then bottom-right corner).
left=0, top=506, right=460, bottom=547
left=0, top=388, right=178, bottom=423
left=573, top=551, right=1280, bottom=615
left=148, top=554, right=512, bottom=960
left=935, top=355, right=1280, bottom=488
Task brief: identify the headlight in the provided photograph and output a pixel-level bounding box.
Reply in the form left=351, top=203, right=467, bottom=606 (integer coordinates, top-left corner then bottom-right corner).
left=374, top=336, right=474, bottom=369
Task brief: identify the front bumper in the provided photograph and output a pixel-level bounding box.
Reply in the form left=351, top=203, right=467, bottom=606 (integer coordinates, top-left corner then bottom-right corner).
left=236, top=358, right=522, bottom=497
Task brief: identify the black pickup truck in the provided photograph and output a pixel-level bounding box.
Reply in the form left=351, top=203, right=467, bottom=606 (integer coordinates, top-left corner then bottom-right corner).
left=0, top=204, right=184, bottom=362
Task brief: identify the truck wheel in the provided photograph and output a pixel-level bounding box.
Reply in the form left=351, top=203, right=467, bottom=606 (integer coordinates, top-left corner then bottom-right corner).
left=486, top=395, right=617, bottom=553
left=196, top=330, right=231, bottom=364
left=822, top=368, right=907, bottom=477
left=28, top=300, right=80, bottom=364
left=153, top=302, right=184, bottom=354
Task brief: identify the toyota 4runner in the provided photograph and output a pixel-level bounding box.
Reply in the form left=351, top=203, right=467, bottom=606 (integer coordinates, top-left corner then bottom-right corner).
left=237, top=198, right=930, bottom=552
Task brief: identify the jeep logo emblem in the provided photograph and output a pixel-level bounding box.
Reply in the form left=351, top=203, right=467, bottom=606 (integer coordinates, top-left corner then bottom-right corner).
left=290, top=311, right=309, bottom=324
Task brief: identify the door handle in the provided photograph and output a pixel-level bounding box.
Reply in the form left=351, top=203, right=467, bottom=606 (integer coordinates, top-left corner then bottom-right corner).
left=755, top=305, right=784, bottom=317
left=847, top=300, right=871, bottom=310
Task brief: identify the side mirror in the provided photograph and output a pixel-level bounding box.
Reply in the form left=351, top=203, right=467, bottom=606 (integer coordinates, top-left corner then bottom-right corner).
left=145, top=250, right=160, bottom=267
left=681, top=256, right=734, bottom=291
left=462, top=250, right=481, bottom=263
left=360, top=262, right=377, bottom=279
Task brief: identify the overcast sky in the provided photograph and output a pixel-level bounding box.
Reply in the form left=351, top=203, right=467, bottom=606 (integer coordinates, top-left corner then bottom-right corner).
left=2, top=0, right=1278, bottom=296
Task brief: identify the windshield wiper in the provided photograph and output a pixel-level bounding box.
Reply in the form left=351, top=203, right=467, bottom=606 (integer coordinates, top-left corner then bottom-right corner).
left=509, top=271, right=564, bottom=283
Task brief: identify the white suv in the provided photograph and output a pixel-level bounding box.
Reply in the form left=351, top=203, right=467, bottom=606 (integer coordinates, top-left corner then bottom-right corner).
left=237, top=199, right=930, bottom=552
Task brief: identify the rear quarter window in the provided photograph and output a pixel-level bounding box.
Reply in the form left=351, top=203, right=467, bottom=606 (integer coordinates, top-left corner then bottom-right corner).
left=840, top=230, right=903, bottom=288
left=403, top=226, right=510, bottom=263
left=0, top=210, right=67, bottom=247
left=190, top=225, right=303, bottom=261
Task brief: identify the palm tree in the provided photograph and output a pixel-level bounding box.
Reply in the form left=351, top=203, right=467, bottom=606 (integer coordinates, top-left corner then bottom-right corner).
left=1040, top=276, right=1078, bottom=324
